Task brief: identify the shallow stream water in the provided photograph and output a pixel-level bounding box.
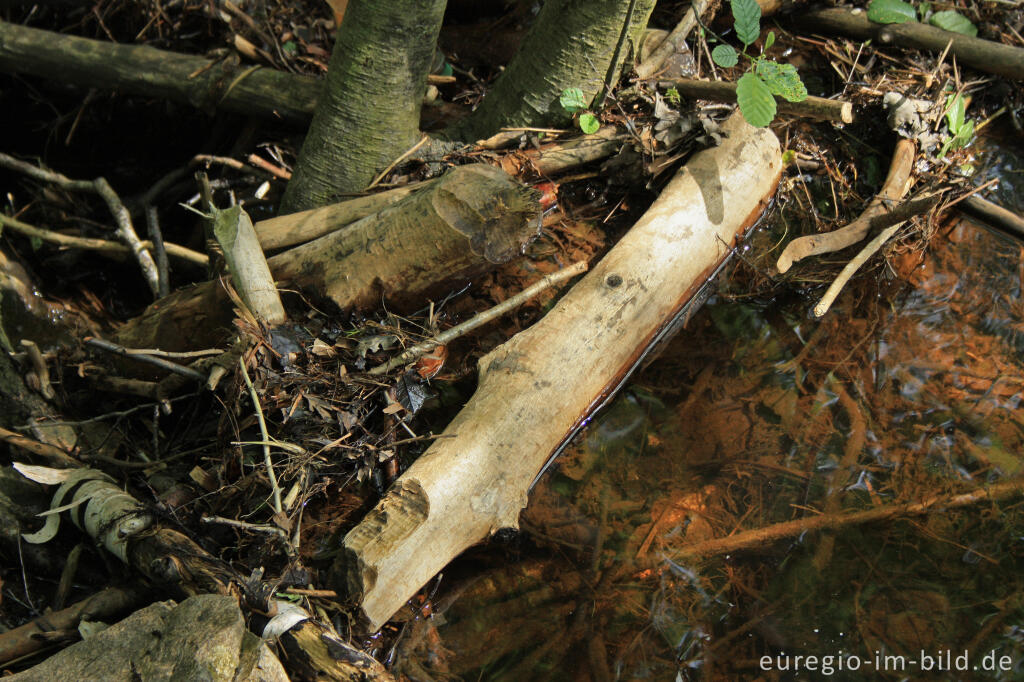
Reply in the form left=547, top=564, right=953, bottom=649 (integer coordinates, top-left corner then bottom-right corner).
left=408, top=142, right=1024, bottom=680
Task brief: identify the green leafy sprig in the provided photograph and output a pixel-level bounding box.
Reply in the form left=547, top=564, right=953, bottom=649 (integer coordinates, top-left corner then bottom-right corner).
left=710, top=0, right=808, bottom=127
left=559, top=88, right=601, bottom=134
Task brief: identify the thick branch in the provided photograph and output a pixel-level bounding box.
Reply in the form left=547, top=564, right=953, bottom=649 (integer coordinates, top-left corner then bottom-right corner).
left=0, top=20, right=319, bottom=123
left=798, top=8, right=1024, bottom=80
left=664, top=78, right=853, bottom=124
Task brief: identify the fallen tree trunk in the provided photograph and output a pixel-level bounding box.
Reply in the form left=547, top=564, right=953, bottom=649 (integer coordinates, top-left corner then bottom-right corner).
left=798, top=8, right=1024, bottom=80
left=115, top=164, right=541, bottom=352
left=333, top=112, right=782, bottom=630
left=0, top=20, right=319, bottom=124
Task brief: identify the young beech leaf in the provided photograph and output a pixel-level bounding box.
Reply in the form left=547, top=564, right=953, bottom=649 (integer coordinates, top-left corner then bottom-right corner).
left=579, top=113, right=600, bottom=135
left=930, top=10, right=978, bottom=36
left=712, top=44, right=739, bottom=68
left=755, top=60, right=808, bottom=102
left=731, top=0, right=762, bottom=47
left=736, top=71, right=776, bottom=127
left=764, top=30, right=776, bottom=52
left=560, top=88, right=588, bottom=113
left=867, top=0, right=917, bottom=24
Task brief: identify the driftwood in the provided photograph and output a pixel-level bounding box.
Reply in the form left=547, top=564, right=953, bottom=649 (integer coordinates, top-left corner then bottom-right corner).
left=776, top=138, right=916, bottom=273
left=115, top=164, right=541, bottom=352
left=959, top=195, right=1024, bottom=243
left=332, top=112, right=782, bottom=630
left=798, top=8, right=1024, bottom=80
left=254, top=181, right=430, bottom=251
left=6, top=595, right=288, bottom=682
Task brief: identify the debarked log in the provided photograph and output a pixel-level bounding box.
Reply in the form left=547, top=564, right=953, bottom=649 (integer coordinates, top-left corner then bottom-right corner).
left=332, top=112, right=783, bottom=630
left=114, top=164, right=541, bottom=352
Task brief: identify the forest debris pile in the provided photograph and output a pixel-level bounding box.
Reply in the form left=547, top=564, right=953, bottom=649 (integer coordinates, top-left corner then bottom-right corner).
left=1, top=0, right=1023, bottom=678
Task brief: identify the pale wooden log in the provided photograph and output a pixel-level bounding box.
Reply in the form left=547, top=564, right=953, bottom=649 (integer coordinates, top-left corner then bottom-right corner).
left=333, top=112, right=782, bottom=630
left=213, top=206, right=286, bottom=325
left=253, top=181, right=432, bottom=252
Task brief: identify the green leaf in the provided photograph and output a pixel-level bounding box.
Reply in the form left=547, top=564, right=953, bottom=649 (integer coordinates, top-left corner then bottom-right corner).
left=736, top=72, right=776, bottom=127
left=951, top=118, right=974, bottom=149
left=666, top=87, right=681, bottom=104
left=731, top=0, right=762, bottom=47
left=712, top=44, right=739, bottom=68
left=945, top=93, right=965, bottom=133
left=755, top=60, right=808, bottom=102
left=578, top=113, right=600, bottom=135
left=764, top=30, right=776, bottom=52
left=867, top=0, right=917, bottom=24
left=781, top=149, right=796, bottom=165
left=929, top=10, right=978, bottom=36
left=559, top=88, right=588, bottom=113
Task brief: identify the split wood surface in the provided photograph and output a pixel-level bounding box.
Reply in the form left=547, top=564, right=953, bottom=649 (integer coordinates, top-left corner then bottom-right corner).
left=333, top=112, right=783, bottom=630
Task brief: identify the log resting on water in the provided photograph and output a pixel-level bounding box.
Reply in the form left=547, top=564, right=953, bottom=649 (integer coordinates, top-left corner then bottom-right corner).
left=332, top=112, right=783, bottom=630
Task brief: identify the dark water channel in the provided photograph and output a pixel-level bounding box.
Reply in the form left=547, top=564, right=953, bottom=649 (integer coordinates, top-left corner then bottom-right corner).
left=407, top=148, right=1024, bottom=680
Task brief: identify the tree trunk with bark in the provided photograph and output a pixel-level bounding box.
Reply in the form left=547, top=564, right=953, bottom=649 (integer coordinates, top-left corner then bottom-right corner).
left=280, top=0, right=448, bottom=212
left=454, top=0, right=658, bottom=140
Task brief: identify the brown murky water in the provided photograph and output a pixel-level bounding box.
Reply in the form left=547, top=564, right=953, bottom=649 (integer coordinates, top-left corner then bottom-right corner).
left=397, top=146, right=1024, bottom=681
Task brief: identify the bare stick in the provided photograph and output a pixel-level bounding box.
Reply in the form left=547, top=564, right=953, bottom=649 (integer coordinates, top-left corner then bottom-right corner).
left=369, top=261, right=589, bottom=375
left=813, top=194, right=940, bottom=316
left=85, top=336, right=206, bottom=381
left=635, top=0, right=709, bottom=80
left=0, top=214, right=207, bottom=266
left=239, top=357, right=283, bottom=515
left=0, top=153, right=161, bottom=295
left=777, top=138, right=916, bottom=273
left=663, top=78, right=854, bottom=124
left=145, top=206, right=170, bottom=297
left=670, top=478, right=1024, bottom=561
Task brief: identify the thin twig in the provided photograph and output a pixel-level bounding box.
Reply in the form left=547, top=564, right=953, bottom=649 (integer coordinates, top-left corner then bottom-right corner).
left=813, top=194, right=940, bottom=317
left=202, top=514, right=287, bottom=539
left=239, top=357, right=283, bottom=515
left=145, top=205, right=170, bottom=297
left=0, top=153, right=162, bottom=297
left=0, top=214, right=208, bottom=266
left=365, top=135, right=430, bottom=190
left=85, top=336, right=207, bottom=381
left=670, top=478, right=1024, bottom=561
left=369, top=261, right=589, bottom=375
